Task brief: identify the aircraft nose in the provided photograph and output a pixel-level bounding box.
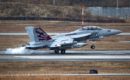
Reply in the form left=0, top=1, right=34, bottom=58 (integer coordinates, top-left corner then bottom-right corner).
left=112, top=29, right=122, bottom=34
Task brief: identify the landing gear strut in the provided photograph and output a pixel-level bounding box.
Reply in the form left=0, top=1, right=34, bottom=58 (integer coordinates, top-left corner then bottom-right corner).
left=54, top=49, right=59, bottom=54
left=54, top=49, right=66, bottom=54
left=61, top=49, right=66, bottom=54
left=91, top=44, right=95, bottom=49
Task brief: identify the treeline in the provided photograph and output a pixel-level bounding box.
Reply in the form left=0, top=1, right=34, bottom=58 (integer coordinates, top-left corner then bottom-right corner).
left=0, top=16, right=125, bottom=23
left=0, top=0, right=127, bottom=22
left=0, top=0, right=130, bottom=7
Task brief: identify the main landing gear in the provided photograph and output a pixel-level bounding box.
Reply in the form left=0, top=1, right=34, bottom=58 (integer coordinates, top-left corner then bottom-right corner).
left=54, top=49, right=66, bottom=54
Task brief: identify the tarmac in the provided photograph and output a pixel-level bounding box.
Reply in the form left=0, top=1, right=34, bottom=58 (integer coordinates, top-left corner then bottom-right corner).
left=0, top=50, right=130, bottom=61
left=0, top=73, right=130, bottom=76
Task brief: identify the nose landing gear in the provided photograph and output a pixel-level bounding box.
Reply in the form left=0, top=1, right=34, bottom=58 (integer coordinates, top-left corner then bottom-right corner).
left=91, top=44, right=95, bottom=49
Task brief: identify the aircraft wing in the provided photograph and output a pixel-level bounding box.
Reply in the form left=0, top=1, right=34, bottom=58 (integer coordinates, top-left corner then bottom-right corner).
left=67, top=33, right=92, bottom=39
left=50, top=36, right=74, bottom=49
left=52, top=32, right=92, bottom=39
left=50, top=33, right=92, bottom=49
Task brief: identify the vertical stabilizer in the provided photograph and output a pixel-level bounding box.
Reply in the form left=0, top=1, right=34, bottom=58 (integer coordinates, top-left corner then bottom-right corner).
left=26, top=26, right=52, bottom=42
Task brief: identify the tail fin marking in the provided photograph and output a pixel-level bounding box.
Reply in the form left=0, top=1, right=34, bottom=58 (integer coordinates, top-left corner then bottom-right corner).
left=35, top=28, right=52, bottom=41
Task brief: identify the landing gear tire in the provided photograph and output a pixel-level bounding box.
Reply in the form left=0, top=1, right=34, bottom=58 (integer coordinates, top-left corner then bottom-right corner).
left=91, top=44, right=95, bottom=49
left=54, top=49, right=59, bottom=54
left=89, top=69, right=98, bottom=74
left=61, top=49, right=66, bottom=54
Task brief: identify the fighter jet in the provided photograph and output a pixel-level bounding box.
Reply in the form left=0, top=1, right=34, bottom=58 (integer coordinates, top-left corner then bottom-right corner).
left=25, top=26, right=121, bottom=54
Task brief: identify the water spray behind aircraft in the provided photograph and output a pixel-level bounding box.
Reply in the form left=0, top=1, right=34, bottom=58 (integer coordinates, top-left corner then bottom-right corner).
left=5, top=47, right=33, bottom=54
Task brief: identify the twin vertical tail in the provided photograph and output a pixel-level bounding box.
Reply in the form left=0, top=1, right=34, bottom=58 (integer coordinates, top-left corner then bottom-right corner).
left=26, top=26, right=52, bottom=42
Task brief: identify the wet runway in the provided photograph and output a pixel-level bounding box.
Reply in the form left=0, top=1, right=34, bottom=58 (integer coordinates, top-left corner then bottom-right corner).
left=0, top=50, right=130, bottom=61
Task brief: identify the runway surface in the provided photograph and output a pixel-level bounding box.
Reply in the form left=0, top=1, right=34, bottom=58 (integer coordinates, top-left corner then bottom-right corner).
left=0, top=32, right=130, bottom=36
left=1, top=55, right=130, bottom=61
left=0, top=50, right=130, bottom=61
left=1, top=50, right=130, bottom=55
left=0, top=73, right=130, bottom=76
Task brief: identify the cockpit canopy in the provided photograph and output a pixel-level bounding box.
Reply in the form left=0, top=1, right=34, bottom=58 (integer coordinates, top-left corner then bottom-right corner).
left=73, top=26, right=103, bottom=33
left=82, top=26, right=102, bottom=30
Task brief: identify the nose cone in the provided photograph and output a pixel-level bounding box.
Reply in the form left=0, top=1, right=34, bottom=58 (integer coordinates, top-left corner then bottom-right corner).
left=113, top=29, right=122, bottom=34
left=102, top=29, right=122, bottom=37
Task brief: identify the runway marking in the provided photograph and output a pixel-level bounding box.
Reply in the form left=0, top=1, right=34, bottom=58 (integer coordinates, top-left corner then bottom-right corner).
left=1, top=50, right=130, bottom=55
left=1, top=55, right=130, bottom=61
left=1, top=50, right=130, bottom=61
left=0, top=73, right=130, bottom=76
left=119, top=41, right=130, bottom=43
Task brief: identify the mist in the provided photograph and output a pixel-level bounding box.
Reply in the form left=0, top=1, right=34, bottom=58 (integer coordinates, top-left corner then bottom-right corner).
left=5, top=47, right=52, bottom=54
left=5, top=47, right=33, bottom=54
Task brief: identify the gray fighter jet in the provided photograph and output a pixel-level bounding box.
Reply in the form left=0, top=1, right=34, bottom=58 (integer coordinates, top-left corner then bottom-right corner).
left=25, top=26, right=121, bottom=54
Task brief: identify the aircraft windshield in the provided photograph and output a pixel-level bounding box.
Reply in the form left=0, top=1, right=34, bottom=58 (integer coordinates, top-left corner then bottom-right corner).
left=82, top=26, right=102, bottom=30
